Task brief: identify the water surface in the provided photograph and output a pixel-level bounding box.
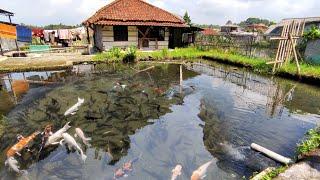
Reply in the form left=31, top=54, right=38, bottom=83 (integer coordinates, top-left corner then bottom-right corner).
left=0, top=61, right=319, bottom=179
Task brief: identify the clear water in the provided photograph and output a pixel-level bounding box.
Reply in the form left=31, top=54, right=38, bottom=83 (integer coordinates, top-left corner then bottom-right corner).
left=0, top=61, right=320, bottom=180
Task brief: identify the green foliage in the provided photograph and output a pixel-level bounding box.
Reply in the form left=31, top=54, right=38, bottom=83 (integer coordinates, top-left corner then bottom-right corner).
left=196, top=24, right=220, bottom=29
left=161, top=48, right=169, bottom=58
left=303, top=26, right=320, bottom=41
left=93, top=47, right=123, bottom=63
left=260, top=166, right=287, bottom=180
left=123, top=46, right=137, bottom=63
left=183, top=11, right=192, bottom=26
left=23, top=23, right=80, bottom=30
left=238, top=17, right=275, bottom=27
left=297, top=128, right=320, bottom=154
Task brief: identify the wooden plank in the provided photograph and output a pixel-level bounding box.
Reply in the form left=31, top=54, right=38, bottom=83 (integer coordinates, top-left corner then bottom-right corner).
left=270, top=36, right=300, bottom=40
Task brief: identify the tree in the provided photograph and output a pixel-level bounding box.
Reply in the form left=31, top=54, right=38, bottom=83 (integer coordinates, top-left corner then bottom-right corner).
left=238, top=17, right=275, bottom=27
left=183, top=11, right=192, bottom=26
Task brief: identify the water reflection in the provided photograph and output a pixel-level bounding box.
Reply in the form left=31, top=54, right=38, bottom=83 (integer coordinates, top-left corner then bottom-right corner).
left=0, top=61, right=319, bottom=179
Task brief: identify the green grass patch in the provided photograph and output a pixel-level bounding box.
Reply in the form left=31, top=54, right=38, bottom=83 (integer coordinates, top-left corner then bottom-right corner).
left=297, top=128, right=320, bottom=154
left=95, top=47, right=320, bottom=80
left=279, top=63, right=320, bottom=78
left=259, top=166, right=287, bottom=180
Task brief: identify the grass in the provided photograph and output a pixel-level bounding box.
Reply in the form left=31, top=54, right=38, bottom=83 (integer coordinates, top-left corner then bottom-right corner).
left=94, top=47, right=320, bottom=82
left=297, top=128, right=320, bottom=154
left=259, top=166, right=287, bottom=180
left=279, top=63, right=320, bottom=78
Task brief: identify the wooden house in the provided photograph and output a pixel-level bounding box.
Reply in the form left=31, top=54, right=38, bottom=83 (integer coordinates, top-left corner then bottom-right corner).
left=83, top=0, right=188, bottom=51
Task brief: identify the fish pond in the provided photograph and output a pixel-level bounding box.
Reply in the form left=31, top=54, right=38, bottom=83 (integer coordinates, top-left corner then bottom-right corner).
left=0, top=60, right=320, bottom=180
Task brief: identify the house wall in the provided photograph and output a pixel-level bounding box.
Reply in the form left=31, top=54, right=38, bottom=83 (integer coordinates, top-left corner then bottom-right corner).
left=95, top=25, right=170, bottom=50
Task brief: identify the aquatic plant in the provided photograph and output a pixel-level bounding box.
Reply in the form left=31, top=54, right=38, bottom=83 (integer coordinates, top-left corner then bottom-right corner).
left=297, top=128, right=320, bottom=154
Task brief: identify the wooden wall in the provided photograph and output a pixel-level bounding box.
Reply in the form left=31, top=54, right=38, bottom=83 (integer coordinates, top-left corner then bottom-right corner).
left=94, top=25, right=170, bottom=50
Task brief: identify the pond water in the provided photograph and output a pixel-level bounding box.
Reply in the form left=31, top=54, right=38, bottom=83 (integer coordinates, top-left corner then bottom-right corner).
left=0, top=61, right=320, bottom=180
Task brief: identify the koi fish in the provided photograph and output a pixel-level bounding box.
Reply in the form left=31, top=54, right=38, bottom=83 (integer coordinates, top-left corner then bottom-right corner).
left=191, top=159, right=214, bottom=180
left=45, top=122, right=71, bottom=147
left=6, top=131, right=40, bottom=158
left=5, top=157, right=28, bottom=175
left=122, top=154, right=142, bottom=172
left=61, top=133, right=87, bottom=162
left=171, top=164, right=182, bottom=180
left=74, top=128, right=92, bottom=146
left=64, top=97, right=85, bottom=116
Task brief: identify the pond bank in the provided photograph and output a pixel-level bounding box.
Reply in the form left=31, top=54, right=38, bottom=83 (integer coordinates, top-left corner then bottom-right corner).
left=137, top=48, right=320, bottom=86
left=252, top=128, right=320, bottom=180
left=0, top=53, right=94, bottom=73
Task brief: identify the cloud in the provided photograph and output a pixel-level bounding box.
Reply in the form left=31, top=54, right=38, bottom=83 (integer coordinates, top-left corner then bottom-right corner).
left=1, top=0, right=319, bottom=26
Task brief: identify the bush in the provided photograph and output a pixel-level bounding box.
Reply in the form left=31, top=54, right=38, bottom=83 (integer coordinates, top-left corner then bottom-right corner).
left=123, top=46, right=137, bottom=63
left=93, top=47, right=123, bottom=62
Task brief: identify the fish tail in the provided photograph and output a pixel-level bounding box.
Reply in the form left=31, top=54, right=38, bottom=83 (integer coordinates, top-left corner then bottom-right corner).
left=20, top=170, right=28, bottom=176
left=74, top=133, right=78, bottom=138
left=81, top=153, right=87, bottom=162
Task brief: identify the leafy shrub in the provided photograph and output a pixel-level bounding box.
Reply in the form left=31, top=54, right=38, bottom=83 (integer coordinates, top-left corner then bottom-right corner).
left=123, top=46, right=137, bottom=63
left=297, top=128, right=320, bottom=154
left=303, top=26, right=320, bottom=41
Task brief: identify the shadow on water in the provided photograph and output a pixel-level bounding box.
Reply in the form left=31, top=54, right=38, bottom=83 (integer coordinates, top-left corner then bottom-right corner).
left=0, top=61, right=319, bottom=179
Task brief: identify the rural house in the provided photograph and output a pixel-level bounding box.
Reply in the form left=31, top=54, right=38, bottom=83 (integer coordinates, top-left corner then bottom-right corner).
left=83, top=0, right=188, bottom=51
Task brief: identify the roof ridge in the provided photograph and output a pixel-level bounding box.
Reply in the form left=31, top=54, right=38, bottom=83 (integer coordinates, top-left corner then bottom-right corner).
left=136, top=0, right=184, bottom=23
left=83, top=0, right=186, bottom=26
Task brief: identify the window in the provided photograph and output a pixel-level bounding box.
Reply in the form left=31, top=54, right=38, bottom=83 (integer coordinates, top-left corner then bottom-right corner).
left=138, top=27, right=165, bottom=41
left=149, top=27, right=165, bottom=41
left=114, top=26, right=128, bottom=41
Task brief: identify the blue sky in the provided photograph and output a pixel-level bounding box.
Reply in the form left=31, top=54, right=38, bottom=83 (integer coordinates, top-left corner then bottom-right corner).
left=1, top=0, right=319, bottom=25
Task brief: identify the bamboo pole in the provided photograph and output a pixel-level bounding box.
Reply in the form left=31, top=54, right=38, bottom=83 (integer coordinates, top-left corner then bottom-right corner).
left=251, top=143, right=293, bottom=164
left=289, top=33, right=301, bottom=77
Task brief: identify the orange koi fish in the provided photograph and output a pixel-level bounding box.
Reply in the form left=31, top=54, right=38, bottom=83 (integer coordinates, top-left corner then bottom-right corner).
left=6, top=131, right=40, bottom=158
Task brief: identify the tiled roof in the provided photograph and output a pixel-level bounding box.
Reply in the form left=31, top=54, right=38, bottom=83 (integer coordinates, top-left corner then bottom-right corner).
left=84, top=0, right=187, bottom=27
left=202, top=28, right=218, bottom=35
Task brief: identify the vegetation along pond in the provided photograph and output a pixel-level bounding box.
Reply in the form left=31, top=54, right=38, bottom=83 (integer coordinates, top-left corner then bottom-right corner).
left=0, top=61, right=320, bottom=180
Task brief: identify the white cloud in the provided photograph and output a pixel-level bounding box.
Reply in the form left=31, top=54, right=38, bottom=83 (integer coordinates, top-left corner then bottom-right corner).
left=1, top=0, right=319, bottom=26
left=50, top=0, right=73, bottom=6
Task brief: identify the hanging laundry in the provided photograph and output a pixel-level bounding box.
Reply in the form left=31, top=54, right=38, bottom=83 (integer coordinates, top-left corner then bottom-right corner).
left=58, top=29, right=71, bottom=40
left=16, top=25, right=32, bottom=42
left=43, top=30, right=50, bottom=42
left=0, top=23, right=17, bottom=39
left=32, top=28, right=44, bottom=38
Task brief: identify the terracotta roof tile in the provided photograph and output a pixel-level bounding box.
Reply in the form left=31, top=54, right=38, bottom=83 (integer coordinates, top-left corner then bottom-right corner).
left=84, top=0, right=187, bottom=27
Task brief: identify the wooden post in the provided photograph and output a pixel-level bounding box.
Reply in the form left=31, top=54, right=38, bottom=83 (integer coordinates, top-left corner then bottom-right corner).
left=9, top=15, right=19, bottom=51
left=180, top=65, right=183, bottom=93
left=289, top=33, right=301, bottom=77
left=86, top=26, right=90, bottom=44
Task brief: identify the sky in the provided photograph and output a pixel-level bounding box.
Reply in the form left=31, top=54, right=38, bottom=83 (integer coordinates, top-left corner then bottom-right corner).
left=0, top=0, right=319, bottom=26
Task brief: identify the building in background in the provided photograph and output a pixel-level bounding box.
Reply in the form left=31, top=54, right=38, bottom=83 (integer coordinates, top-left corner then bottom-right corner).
left=83, top=0, right=190, bottom=51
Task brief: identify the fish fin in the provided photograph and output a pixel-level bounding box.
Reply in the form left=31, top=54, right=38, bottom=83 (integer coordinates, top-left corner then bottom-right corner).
left=81, top=153, right=87, bottom=162
left=201, top=174, right=207, bottom=179
left=85, top=137, right=92, bottom=141
left=78, top=97, right=85, bottom=103
left=74, top=133, right=78, bottom=138
left=71, top=112, right=77, bottom=115
left=59, top=140, right=64, bottom=146
left=4, top=159, right=8, bottom=166
left=20, top=170, right=28, bottom=176
left=64, top=121, right=71, bottom=129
